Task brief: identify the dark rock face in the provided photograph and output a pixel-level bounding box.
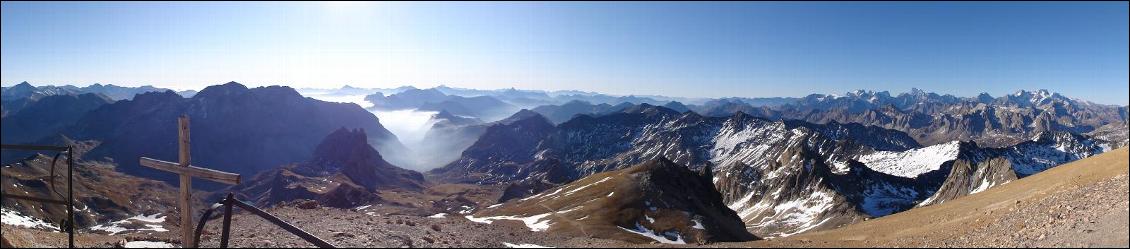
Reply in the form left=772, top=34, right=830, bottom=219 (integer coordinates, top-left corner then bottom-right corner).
left=228, top=128, right=423, bottom=208
left=52, top=82, right=403, bottom=189
left=473, top=158, right=759, bottom=244
left=313, top=128, right=424, bottom=191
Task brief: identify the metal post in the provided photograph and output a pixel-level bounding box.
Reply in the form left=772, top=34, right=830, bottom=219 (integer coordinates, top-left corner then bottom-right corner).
left=220, top=194, right=234, bottom=248
left=67, top=147, right=75, bottom=249
left=1, top=144, right=79, bottom=248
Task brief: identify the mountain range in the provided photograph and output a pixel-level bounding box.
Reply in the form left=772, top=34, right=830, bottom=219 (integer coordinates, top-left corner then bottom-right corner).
left=3, top=82, right=405, bottom=189
left=2, top=82, right=1126, bottom=244
left=432, top=104, right=1113, bottom=237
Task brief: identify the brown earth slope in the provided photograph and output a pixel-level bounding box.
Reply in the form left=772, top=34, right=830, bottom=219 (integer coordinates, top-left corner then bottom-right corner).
left=471, top=158, right=757, bottom=245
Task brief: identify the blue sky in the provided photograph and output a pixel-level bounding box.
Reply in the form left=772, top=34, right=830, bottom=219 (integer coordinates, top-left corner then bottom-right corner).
left=2, top=2, right=1127, bottom=105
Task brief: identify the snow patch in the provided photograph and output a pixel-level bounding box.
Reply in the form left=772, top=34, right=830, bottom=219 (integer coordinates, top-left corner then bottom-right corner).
left=1, top=208, right=58, bottom=231
left=465, top=213, right=553, bottom=232
left=858, top=141, right=962, bottom=178
left=970, top=178, right=994, bottom=194
left=691, top=219, right=705, bottom=230
left=89, top=213, right=168, bottom=235
left=618, top=222, right=686, bottom=244
left=502, top=242, right=554, bottom=248
left=123, top=241, right=177, bottom=248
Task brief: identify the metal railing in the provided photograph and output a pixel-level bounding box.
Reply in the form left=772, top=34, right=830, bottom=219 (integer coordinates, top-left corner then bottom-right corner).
left=193, top=194, right=335, bottom=248
left=0, top=144, right=75, bottom=248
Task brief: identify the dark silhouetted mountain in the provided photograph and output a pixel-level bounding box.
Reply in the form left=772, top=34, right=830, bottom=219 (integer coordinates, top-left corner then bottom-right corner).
left=227, top=128, right=424, bottom=207
left=52, top=82, right=404, bottom=189
left=365, top=87, right=517, bottom=120
left=417, top=95, right=518, bottom=119
left=365, top=88, right=449, bottom=110
left=530, top=100, right=630, bottom=124
left=662, top=101, right=690, bottom=113
left=1, top=93, right=113, bottom=144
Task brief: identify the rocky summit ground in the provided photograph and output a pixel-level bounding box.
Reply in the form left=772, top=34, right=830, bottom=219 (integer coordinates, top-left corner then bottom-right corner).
left=194, top=203, right=637, bottom=248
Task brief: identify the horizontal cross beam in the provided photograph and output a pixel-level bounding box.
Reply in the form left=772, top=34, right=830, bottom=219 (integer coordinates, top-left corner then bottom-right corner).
left=139, top=157, right=241, bottom=185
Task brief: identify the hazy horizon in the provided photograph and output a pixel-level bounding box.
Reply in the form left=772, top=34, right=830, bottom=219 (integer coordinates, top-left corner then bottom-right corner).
left=3, top=80, right=1127, bottom=106
left=3, top=2, right=1128, bottom=105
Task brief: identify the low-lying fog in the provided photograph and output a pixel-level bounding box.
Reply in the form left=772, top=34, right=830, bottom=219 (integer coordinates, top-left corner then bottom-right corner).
left=300, top=92, right=483, bottom=172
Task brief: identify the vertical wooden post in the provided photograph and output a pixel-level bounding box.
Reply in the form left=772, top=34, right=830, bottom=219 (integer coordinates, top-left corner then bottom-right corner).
left=178, top=115, right=195, bottom=248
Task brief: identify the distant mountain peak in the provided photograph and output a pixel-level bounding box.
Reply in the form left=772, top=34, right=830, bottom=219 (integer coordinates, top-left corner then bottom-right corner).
left=434, top=109, right=457, bottom=118
left=9, top=81, right=36, bottom=92
left=195, top=81, right=250, bottom=98
left=621, top=103, right=678, bottom=116
left=499, top=109, right=550, bottom=125
left=662, top=101, right=690, bottom=113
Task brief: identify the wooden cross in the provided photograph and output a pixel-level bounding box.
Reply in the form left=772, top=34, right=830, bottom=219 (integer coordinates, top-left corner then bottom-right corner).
left=139, top=115, right=240, bottom=248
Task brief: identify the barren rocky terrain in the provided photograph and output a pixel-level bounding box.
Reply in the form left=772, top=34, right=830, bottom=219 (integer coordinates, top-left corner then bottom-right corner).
left=3, top=149, right=1127, bottom=248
